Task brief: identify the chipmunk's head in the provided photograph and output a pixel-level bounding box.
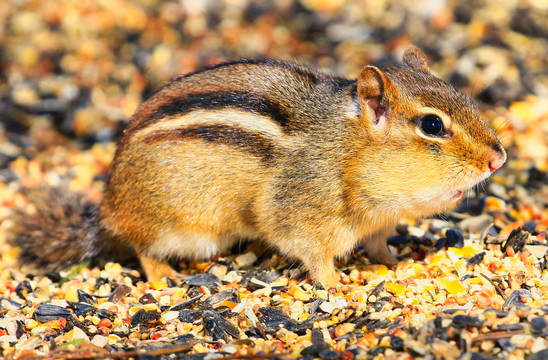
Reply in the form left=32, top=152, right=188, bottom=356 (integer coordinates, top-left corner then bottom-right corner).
left=351, top=45, right=506, bottom=217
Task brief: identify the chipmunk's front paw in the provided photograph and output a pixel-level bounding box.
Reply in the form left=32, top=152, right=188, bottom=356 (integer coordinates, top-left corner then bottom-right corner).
left=309, top=262, right=340, bottom=288
left=377, top=252, right=397, bottom=268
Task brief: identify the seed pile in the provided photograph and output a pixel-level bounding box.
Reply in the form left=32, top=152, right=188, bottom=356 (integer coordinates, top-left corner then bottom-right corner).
left=1, top=0, right=548, bottom=359
left=0, top=216, right=548, bottom=359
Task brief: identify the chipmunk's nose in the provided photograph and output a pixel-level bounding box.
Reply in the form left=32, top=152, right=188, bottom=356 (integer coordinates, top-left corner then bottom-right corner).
left=488, top=146, right=506, bottom=173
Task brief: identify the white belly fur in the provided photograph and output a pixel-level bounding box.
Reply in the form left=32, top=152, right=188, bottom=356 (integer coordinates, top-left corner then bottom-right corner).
left=146, top=229, right=258, bottom=260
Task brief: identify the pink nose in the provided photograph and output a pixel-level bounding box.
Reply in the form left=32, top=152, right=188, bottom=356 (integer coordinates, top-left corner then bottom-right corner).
left=488, top=148, right=506, bottom=173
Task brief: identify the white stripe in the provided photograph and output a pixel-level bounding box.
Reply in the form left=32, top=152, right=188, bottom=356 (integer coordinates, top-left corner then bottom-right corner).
left=133, top=109, right=285, bottom=141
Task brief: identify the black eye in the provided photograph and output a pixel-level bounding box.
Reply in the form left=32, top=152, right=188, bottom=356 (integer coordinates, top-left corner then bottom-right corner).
left=419, top=114, right=444, bottom=136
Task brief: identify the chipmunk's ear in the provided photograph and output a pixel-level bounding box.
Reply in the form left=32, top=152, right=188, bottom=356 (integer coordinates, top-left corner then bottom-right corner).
left=358, top=65, right=395, bottom=128
left=402, top=45, right=430, bottom=72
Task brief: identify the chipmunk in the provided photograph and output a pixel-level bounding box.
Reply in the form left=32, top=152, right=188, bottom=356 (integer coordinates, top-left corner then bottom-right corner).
left=10, top=46, right=506, bottom=286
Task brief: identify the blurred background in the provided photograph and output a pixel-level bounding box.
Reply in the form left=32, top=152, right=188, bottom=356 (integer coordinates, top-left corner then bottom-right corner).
left=1, top=2, right=548, bottom=357
left=0, top=0, right=547, bottom=194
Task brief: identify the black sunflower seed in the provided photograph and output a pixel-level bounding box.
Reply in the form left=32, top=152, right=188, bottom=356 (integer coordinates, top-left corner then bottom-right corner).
left=496, top=323, right=523, bottom=331
left=301, top=343, right=330, bottom=356
left=452, top=315, right=483, bottom=328
left=310, top=298, right=325, bottom=315
left=185, top=273, right=220, bottom=287
left=130, top=309, right=159, bottom=328
left=529, top=349, right=548, bottom=360
left=530, top=317, right=547, bottom=332
left=77, top=290, right=96, bottom=304
left=68, top=301, right=95, bottom=316
left=286, top=314, right=330, bottom=334
left=178, top=310, right=202, bottom=323
left=502, top=289, right=532, bottom=310
left=369, top=280, right=385, bottom=301
left=97, top=309, right=117, bottom=321
left=34, top=304, right=73, bottom=323
left=175, top=333, right=195, bottom=344
left=311, top=328, right=324, bottom=344
left=239, top=268, right=267, bottom=288
left=468, top=352, right=496, bottom=360
left=484, top=308, right=508, bottom=318
left=257, top=307, right=290, bottom=329
left=446, top=228, right=464, bottom=248
left=203, top=310, right=240, bottom=341
left=497, top=338, right=515, bottom=352
left=368, top=347, right=386, bottom=356
left=166, top=277, right=177, bottom=288
left=318, top=349, right=338, bottom=359
left=15, top=320, right=25, bottom=339
left=260, top=270, right=282, bottom=284
left=204, top=289, right=236, bottom=308
left=366, top=319, right=390, bottom=331
left=503, top=227, right=529, bottom=253
left=467, top=251, right=485, bottom=267
left=389, top=335, right=404, bottom=351
left=169, top=295, right=203, bottom=311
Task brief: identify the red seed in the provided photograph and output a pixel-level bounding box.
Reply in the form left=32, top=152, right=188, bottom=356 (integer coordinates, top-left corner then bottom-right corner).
left=270, top=340, right=284, bottom=352
left=476, top=291, right=492, bottom=309
left=98, top=318, right=112, bottom=328
left=340, top=350, right=354, bottom=360
left=57, top=317, right=67, bottom=329
left=445, top=296, right=457, bottom=305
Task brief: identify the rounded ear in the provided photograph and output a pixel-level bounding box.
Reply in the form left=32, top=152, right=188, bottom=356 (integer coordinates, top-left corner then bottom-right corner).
left=358, top=66, right=393, bottom=122
left=402, top=45, right=430, bottom=72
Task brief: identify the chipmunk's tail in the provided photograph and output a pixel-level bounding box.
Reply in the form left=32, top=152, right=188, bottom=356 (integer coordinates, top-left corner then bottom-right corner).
left=8, top=187, right=102, bottom=275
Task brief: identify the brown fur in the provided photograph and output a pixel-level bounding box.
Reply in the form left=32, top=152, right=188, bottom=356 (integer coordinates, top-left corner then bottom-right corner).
left=12, top=46, right=506, bottom=286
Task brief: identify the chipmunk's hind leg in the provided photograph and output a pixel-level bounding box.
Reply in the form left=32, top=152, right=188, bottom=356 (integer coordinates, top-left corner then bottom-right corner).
left=138, top=228, right=248, bottom=281
left=138, top=253, right=180, bottom=282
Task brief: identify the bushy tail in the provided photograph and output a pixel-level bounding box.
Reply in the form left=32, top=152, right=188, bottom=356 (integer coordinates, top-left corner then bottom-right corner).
left=8, top=187, right=102, bottom=274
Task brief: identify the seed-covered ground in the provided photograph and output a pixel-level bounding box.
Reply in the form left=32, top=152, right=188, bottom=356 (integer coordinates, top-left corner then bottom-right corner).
left=1, top=0, right=548, bottom=359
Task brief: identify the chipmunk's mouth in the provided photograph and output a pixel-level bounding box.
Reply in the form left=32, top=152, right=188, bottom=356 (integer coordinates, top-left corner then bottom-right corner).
left=451, top=190, right=463, bottom=202
left=436, top=189, right=463, bottom=206
left=448, top=170, right=492, bottom=204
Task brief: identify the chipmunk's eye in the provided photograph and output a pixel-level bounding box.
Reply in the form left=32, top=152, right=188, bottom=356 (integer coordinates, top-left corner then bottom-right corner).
left=419, top=114, right=444, bottom=136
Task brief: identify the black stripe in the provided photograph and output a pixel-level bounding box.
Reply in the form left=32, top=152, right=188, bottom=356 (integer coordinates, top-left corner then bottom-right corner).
left=169, top=58, right=320, bottom=85
left=332, top=78, right=357, bottom=92
left=147, top=91, right=296, bottom=131
left=348, top=82, right=359, bottom=108
left=143, top=124, right=277, bottom=164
